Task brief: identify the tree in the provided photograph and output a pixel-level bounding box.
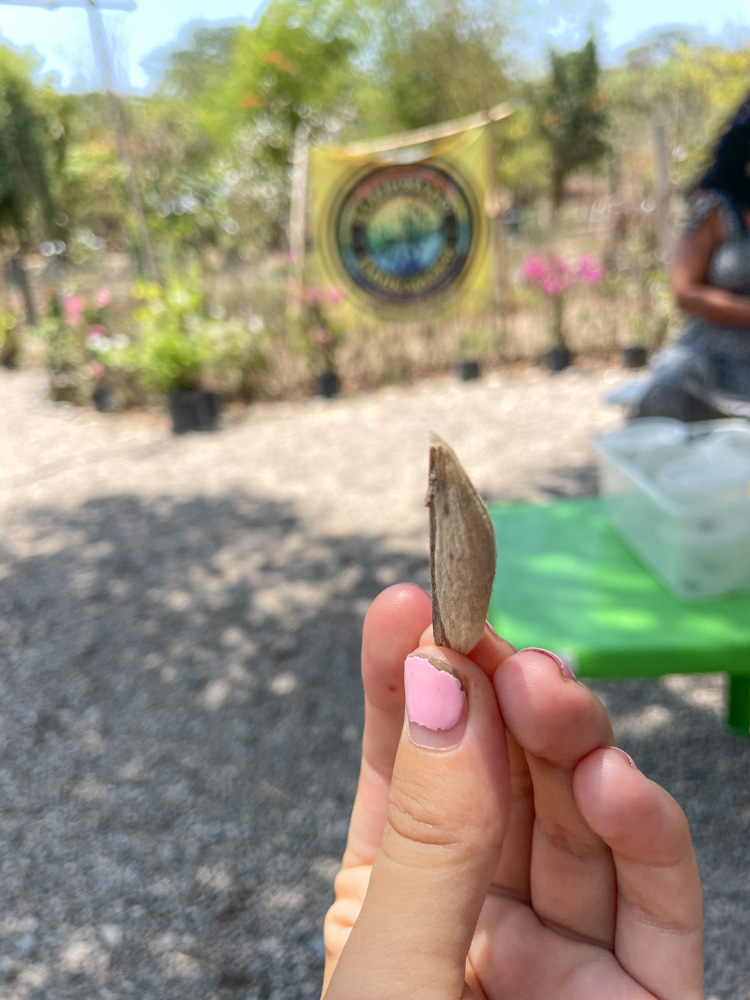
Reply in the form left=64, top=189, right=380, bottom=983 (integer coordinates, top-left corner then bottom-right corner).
left=0, top=46, right=59, bottom=250
left=371, top=0, right=510, bottom=132
left=534, top=38, right=608, bottom=211
left=149, top=23, right=238, bottom=106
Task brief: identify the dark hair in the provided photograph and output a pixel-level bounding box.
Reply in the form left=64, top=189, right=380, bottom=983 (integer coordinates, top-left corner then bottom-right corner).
left=694, top=93, right=750, bottom=209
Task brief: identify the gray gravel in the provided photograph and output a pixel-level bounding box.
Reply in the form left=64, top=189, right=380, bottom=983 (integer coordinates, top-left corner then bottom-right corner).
left=0, top=365, right=748, bottom=1000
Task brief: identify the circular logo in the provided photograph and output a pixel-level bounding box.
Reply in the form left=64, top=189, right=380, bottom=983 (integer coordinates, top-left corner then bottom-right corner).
left=335, top=164, right=475, bottom=304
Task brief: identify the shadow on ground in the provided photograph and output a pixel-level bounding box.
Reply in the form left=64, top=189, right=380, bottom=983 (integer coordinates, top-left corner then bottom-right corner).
left=0, top=488, right=747, bottom=998
left=0, top=490, right=427, bottom=1000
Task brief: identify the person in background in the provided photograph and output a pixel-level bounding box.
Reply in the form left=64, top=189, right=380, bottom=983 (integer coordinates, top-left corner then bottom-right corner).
left=636, top=93, right=750, bottom=420
left=321, top=584, right=703, bottom=1000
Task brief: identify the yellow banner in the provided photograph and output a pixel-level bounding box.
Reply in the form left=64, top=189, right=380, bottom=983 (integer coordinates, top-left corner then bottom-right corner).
left=310, top=126, right=493, bottom=321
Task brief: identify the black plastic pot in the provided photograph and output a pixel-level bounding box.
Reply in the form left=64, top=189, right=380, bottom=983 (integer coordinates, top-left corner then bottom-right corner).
left=92, top=385, right=115, bottom=412
left=317, top=371, right=340, bottom=398
left=455, top=359, right=481, bottom=381
left=545, top=347, right=572, bottom=372
left=622, top=345, right=648, bottom=369
left=167, top=388, right=222, bottom=434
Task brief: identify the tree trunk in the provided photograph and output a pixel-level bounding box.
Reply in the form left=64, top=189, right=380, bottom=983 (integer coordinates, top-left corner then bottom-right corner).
left=550, top=167, right=566, bottom=219
left=8, top=255, right=36, bottom=326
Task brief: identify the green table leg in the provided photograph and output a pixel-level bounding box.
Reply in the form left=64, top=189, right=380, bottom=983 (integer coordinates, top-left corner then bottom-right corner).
left=727, top=675, right=750, bottom=735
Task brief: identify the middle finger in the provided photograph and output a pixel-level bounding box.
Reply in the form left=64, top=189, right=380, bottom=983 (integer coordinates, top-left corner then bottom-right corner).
left=493, top=648, right=617, bottom=947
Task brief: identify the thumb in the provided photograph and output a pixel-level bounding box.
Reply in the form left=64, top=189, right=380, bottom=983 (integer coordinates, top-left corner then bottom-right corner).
left=326, top=645, right=510, bottom=1000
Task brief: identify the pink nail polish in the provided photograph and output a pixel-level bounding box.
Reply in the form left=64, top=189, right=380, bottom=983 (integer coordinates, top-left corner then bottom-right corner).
left=608, top=746, right=637, bottom=769
left=523, top=647, right=577, bottom=680
left=404, top=655, right=466, bottom=750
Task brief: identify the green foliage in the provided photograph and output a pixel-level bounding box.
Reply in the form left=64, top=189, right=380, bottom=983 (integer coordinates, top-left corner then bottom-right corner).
left=0, top=303, right=20, bottom=364
left=534, top=39, right=609, bottom=208
left=133, top=279, right=208, bottom=393
left=458, top=328, right=492, bottom=359
left=498, top=102, right=550, bottom=204
left=0, top=45, right=60, bottom=248
left=374, top=0, right=510, bottom=131
left=133, top=277, right=270, bottom=396
left=607, top=40, right=750, bottom=192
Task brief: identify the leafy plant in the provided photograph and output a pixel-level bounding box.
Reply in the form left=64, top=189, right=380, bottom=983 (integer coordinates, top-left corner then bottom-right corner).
left=134, top=279, right=208, bottom=394
left=201, top=312, right=270, bottom=397
left=458, top=328, right=491, bottom=360
left=0, top=304, right=20, bottom=365
left=533, top=38, right=609, bottom=212
left=300, top=284, right=345, bottom=374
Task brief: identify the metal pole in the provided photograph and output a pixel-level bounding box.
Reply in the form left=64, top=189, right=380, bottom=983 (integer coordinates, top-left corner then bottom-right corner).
left=84, top=0, right=159, bottom=281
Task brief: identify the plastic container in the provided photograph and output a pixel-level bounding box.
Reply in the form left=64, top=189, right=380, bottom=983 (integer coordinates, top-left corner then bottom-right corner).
left=594, top=419, right=750, bottom=600
left=599, top=417, right=689, bottom=477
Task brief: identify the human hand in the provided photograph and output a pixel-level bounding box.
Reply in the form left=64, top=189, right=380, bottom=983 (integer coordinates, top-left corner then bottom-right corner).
left=322, top=584, right=703, bottom=999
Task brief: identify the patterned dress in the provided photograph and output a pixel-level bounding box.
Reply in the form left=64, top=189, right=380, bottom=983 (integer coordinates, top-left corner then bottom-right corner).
left=636, top=190, right=750, bottom=420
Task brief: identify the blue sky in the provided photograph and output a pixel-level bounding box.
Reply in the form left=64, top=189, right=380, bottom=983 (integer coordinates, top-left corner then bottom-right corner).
left=0, top=0, right=748, bottom=92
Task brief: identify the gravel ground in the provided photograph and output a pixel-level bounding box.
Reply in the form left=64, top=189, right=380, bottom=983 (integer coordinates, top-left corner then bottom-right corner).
left=0, top=365, right=748, bottom=1000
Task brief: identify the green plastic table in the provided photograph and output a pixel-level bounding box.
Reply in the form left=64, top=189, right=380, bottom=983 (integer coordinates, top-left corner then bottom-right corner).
left=487, top=497, right=750, bottom=735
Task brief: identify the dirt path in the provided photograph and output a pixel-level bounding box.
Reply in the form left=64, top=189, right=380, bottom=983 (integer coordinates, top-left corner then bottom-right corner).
left=0, top=367, right=746, bottom=999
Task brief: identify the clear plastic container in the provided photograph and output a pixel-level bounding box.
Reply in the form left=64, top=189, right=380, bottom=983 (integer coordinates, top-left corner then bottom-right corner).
left=655, top=452, right=750, bottom=508
left=600, top=418, right=688, bottom=475
left=701, top=425, right=750, bottom=472
left=594, top=419, right=750, bottom=601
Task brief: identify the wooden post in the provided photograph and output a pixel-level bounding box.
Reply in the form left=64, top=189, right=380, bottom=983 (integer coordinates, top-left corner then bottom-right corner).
left=287, top=124, right=310, bottom=322
left=483, top=115, right=510, bottom=309
left=652, top=121, right=672, bottom=261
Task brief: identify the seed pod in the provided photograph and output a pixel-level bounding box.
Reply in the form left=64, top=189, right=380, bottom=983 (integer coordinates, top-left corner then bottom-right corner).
left=425, top=434, right=496, bottom=653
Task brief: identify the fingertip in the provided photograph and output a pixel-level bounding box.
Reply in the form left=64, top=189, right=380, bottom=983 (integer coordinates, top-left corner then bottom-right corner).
left=361, top=584, right=432, bottom=711
left=469, top=623, right=517, bottom=677
left=364, top=582, right=431, bottom=628
left=573, top=747, right=691, bottom=864
left=493, top=647, right=612, bottom=763
left=416, top=621, right=516, bottom=678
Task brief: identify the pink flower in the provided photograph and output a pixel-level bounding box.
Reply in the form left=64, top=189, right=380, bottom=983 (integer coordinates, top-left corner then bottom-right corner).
left=326, top=285, right=345, bottom=305
left=89, top=361, right=105, bottom=379
left=303, top=284, right=324, bottom=305
left=520, top=254, right=549, bottom=282
left=314, top=328, right=333, bottom=346
left=63, top=295, right=85, bottom=315
left=283, top=249, right=299, bottom=263
left=88, top=324, right=106, bottom=337
left=63, top=295, right=85, bottom=327
left=93, top=288, right=113, bottom=308
left=575, top=254, right=604, bottom=285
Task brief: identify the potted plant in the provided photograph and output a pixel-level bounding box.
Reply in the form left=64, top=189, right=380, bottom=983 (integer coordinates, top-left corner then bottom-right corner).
left=302, top=285, right=345, bottom=398
left=622, top=316, right=648, bottom=369
left=520, top=252, right=604, bottom=372
left=455, top=330, right=487, bottom=381
left=135, top=279, right=220, bottom=433
left=0, top=305, right=21, bottom=368
left=43, top=295, right=87, bottom=402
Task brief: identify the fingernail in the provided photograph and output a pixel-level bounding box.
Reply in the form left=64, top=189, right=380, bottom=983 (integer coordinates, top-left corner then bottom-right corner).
left=485, top=619, right=501, bottom=639
left=523, top=647, right=577, bottom=681
left=404, top=655, right=467, bottom=750
left=608, top=746, right=637, bottom=769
